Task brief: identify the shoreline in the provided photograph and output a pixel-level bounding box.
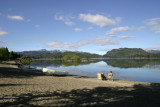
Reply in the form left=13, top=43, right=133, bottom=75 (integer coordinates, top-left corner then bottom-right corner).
left=0, top=60, right=159, bottom=84
left=0, top=60, right=155, bottom=83
left=0, top=61, right=160, bottom=106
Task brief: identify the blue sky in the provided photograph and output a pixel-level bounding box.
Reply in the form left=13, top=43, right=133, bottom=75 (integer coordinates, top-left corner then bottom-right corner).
left=0, top=0, right=160, bottom=55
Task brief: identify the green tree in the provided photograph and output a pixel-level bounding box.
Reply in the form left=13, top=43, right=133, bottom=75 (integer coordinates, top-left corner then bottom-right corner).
left=19, top=56, right=32, bottom=65
left=9, top=51, right=14, bottom=60
left=0, top=47, right=9, bottom=61
left=63, top=55, right=71, bottom=60
left=73, top=55, right=80, bottom=61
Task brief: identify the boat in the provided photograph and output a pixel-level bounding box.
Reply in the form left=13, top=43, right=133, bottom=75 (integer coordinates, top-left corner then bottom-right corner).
left=42, top=68, right=68, bottom=75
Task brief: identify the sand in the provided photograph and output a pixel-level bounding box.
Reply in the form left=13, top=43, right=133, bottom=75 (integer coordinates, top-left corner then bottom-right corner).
left=0, top=61, right=160, bottom=106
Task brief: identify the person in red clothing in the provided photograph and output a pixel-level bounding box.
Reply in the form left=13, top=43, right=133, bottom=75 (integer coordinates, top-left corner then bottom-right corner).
left=101, top=73, right=106, bottom=80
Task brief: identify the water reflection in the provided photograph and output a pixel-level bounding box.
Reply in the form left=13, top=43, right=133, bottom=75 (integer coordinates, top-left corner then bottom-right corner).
left=30, top=59, right=160, bottom=83
left=31, top=59, right=160, bottom=69
left=31, top=60, right=100, bottom=68
left=105, top=59, right=160, bottom=68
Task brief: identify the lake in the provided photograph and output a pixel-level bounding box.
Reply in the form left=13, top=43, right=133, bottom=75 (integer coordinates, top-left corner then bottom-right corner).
left=29, top=59, right=160, bottom=83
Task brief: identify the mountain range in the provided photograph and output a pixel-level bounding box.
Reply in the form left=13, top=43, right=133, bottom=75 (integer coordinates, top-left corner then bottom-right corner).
left=145, top=49, right=160, bottom=53
left=17, top=49, right=90, bottom=56
left=17, top=48, right=160, bottom=59
left=17, top=49, right=62, bottom=55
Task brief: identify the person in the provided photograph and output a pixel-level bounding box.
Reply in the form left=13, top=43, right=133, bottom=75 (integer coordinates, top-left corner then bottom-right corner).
left=108, top=71, right=113, bottom=80
left=101, top=73, right=106, bottom=80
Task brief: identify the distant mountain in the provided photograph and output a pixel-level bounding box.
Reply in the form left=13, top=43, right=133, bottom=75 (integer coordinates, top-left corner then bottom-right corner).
left=103, top=48, right=147, bottom=58
left=17, top=49, right=102, bottom=59
left=17, top=48, right=160, bottom=59
left=17, top=49, right=62, bottom=56
left=145, top=49, right=160, bottom=53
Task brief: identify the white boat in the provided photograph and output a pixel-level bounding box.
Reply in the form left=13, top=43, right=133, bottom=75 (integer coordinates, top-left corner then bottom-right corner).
left=42, top=68, right=68, bottom=75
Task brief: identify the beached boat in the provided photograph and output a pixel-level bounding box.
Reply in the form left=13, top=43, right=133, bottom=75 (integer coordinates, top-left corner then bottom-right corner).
left=42, top=68, right=68, bottom=75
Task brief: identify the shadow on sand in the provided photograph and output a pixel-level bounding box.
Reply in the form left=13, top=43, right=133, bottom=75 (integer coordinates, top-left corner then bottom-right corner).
left=0, top=67, right=45, bottom=78
left=0, top=67, right=93, bottom=78
left=0, top=83, right=160, bottom=107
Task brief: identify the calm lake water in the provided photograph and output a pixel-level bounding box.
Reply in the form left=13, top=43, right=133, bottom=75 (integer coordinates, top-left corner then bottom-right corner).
left=30, top=59, right=160, bottom=83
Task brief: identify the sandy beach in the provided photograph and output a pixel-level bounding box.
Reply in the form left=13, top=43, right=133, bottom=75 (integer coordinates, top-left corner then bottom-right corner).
left=0, top=61, right=160, bottom=106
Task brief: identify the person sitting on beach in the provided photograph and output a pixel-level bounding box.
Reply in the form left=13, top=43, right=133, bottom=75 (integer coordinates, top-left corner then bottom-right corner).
left=108, top=71, right=113, bottom=80
left=101, top=73, right=106, bottom=80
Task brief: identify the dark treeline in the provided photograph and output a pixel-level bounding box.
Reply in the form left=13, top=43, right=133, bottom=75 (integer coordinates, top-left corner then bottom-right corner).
left=26, top=48, right=160, bottom=59
left=0, top=47, right=21, bottom=62
left=132, top=53, right=160, bottom=58
left=1, top=48, right=160, bottom=62
left=29, top=52, right=102, bottom=59
left=103, top=48, right=160, bottom=58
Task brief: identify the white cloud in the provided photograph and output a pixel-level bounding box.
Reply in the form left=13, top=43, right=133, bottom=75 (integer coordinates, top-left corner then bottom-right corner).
left=0, top=28, right=8, bottom=36
left=137, top=26, right=146, bottom=31
left=8, top=15, right=24, bottom=20
left=79, top=14, right=119, bottom=27
left=151, top=25, right=160, bottom=33
left=55, top=15, right=75, bottom=26
left=94, top=36, right=119, bottom=45
left=145, top=18, right=160, bottom=33
left=55, top=15, right=64, bottom=21
left=74, top=28, right=82, bottom=32
left=47, top=36, right=119, bottom=49
left=65, top=21, right=74, bottom=26
left=117, top=36, right=136, bottom=39
left=106, top=26, right=131, bottom=36
left=98, top=48, right=112, bottom=52
left=145, top=18, right=160, bottom=26
left=88, top=27, right=94, bottom=30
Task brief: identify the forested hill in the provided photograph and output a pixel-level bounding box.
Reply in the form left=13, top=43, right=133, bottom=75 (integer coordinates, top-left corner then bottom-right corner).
left=103, top=48, right=148, bottom=58
left=17, top=49, right=61, bottom=56
left=17, top=48, right=160, bottom=59
left=18, top=50, right=102, bottom=59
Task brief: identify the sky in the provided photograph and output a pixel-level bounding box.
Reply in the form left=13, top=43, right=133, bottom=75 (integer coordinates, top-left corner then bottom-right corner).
left=0, top=0, right=160, bottom=55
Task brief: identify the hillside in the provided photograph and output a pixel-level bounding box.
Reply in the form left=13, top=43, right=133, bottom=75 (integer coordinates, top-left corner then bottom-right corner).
left=17, top=50, right=102, bottom=59
left=17, top=49, right=61, bottom=56
left=103, top=48, right=147, bottom=58
left=17, top=48, right=160, bottom=59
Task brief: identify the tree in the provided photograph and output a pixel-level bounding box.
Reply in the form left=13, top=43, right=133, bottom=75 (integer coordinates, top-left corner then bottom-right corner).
left=63, top=55, right=71, bottom=60
left=9, top=51, right=14, bottom=60
left=0, top=47, right=9, bottom=61
left=19, top=56, right=32, bottom=65
left=73, top=55, right=80, bottom=61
